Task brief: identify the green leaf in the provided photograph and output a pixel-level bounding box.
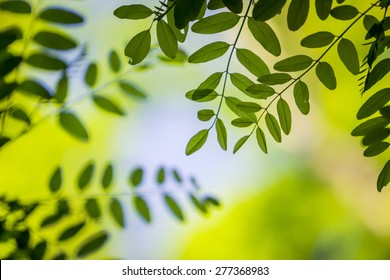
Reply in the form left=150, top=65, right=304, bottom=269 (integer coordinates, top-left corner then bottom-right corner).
left=189, top=41, right=230, bottom=63
left=125, top=30, right=151, bottom=65
left=0, top=28, right=20, bottom=50
left=110, top=198, right=125, bottom=228
left=230, top=73, right=255, bottom=96
left=157, top=20, right=178, bottom=59
left=236, top=102, right=262, bottom=113
left=256, top=128, right=268, bottom=153
left=337, top=38, right=360, bottom=75
left=0, top=0, right=31, bottom=14
left=377, top=160, right=390, bottom=192
left=31, top=241, right=47, bottom=260
left=253, top=0, right=287, bottom=21
left=186, top=129, right=209, bottom=155
left=164, top=194, right=184, bottom=221
left=365, top=59, right=390, bottom=91
left=351, top=117, right=390, bottom=137
left=9, top=107, right=30, bottom=124
left=362, top=128, right=390, bottom=146
left=55, top=74, right=68, bottom=102
left=0, top=82, right=18, bottom=100
left=0, top=54, right=22, bottom=78
left=172, top=169, right=183, bottom=184
left=380, top=106, right=390, bottom=120
left=357, top=88, right=390, bottom=120
left=49, top=167, right=62, bottom=193
left=222, top=0, right=243, bottom=13
left=157, top=167, right=165, bottom=185
left=245, top=84, right=275, bottom=99
left=59, top=111, right=89, bottom=141
left=26, top=53, right=66, bottom=70
left=265, top=113, right=282, bottom=143
left=77, top=232, right=108, bottom=258
left=363, top=15, right=380, bottom=32
left=198, top=109, right=215, bottom=121
left=225, top=96, right=257, bottom=121
left=197, top=72, right=224, bottom=90
left=174, top=0, right=205, bottom=29
left=58, top=222, right=85, bottom=242
left=316, top=62, right=337, bottom=90
left=119, top=81, right=147, bottom=99
left=203, top=195, right=221, bottom=207
left=287, top=0, right=310, bottom=31
left=247, top=18, right=281, bottom=56
left=208, top=0, right=225, bottom=10
left=191, top=12, right=240, bottom=34
left=258, top=73, right=292, bottom=85
left=236, top=48, right=270, bottom=77
left=33, top=31, right=77, bottom=50
left=39, top=8, right=84, bottom=25
left=40, top=213, right=64, bottom=228
left=19, top=79, right=52, bottom=99
left=85, top=199, right=101, bottom=219
left=109, top=50, right=121, bottom=73
left=186, top=89, right=218, bottom=102
left=134, top=196, right=151, bottom=223
left=364, top=142, right=390, bottom=157
left=233, top=135, right=250, bottom=154
left=315, top=0, right=332, bottom=20
left=78, top=162, right=94, bottom=191
left=330, top=5, right=358, bottom=20
left=294, top=80, right=310, bottom=115
left=113, top=4, right=153, bottom=20
left=102, top=164, right=113, bottom=190
left=277, top=98, right=292, bottom=135
left=92, top=95, right=125, bottom=116
left=189, top=193, right=208, bottom=214
left=274, top=55, right=313, bottom=72
left=85, top=63, right=98, bottom=88
left=129, top=167, right=143, bottom=188
left=216, top=118, right=227, bottom=150
left=231, top=118, right=255, bottom=127
left=301, top=32, right=335, bottom=48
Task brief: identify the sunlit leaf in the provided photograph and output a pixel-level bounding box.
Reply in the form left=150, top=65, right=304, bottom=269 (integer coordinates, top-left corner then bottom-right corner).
left=164, top=194, right=184, bottom=221
left=337, top=38, right=360, bottom=75
left=330, top=5, right=359, bottom=20
left=225, top=96, right=257, bottom=121
left=378, top=160, right=390, bottom=192
left=258, top=73, right=292, bottom=85
left=216, top=118, right=227, bottom=150
left=125, top=30, right=151, bottom=65
left=316, top=62, right=337, bottom=90
left=236, top=48, right=269, bottom=77
left=231, top=118, right=255, bottom=127
left=236, top=102, right=262, bottom=113
left=39, top=7, right=84, bottom=25
left=157, top=19, right=178, bottom=59
left=85, top=63, right=98, bottom=88
left=256, top=127, right=268, bottom=154
left=277, top=98, right=292, bottom=135
left=85, top=199, right=101, bottom=219
left=78, top=162, right=94, bottom=190
left=0, top=0, right=31, bottom=14
left=357, top=88, right=390, bottom=120
left=92, top=95, right=125, bottom=116
left=253, top=0, right=287, bottom=21
left=188, top=41, right=230, bottom=63
left=49, top=167, right=62, bottom=193
left=113, top=4, right=153, bottom=19
left=185, top=129, right=209, bottom=155
left=102, top=164, right=113, bottom=190
left=186, top=89, right=218, bottom=102
left=233, top=135, right=250, bottom=154
left=274, top=55, right=313, bottom=72
left=58, top=222, right=85, bottom=241
left=77, top=232, right=108, bottom=258
left=59, top=111, right=89, bottom=141
left=110, top=198, right=125, bottom=228
left=198, top=109, right=215, bottom=121
left=287, top=0, right=310, bottom=31
left=191, top=12, right=240, bottom=34
left=294, top=80, right=310, bottom=115
left=134, top=196, right=151, bottom=223
left=129, top=167, right=143, bottom=188
left=315, top=0, right=332, bottom=20
left=26, top=53, right=67, bottom=70
left=301, top=32, right=335, bottom=48
left=265, top=113, right=282, bottom=142
left=247, top=18, right=281, bottom=56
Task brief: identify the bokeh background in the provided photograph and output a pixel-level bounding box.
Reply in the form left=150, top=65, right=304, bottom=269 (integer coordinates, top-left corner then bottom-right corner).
left=1, top=0, right=390, bottom=259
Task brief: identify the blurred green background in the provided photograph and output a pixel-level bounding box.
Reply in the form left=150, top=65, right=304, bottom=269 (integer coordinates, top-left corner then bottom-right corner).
left=1, top=0, right=390, bottom=259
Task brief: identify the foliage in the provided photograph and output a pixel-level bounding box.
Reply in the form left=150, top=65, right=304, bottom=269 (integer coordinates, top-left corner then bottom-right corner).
left=116, top=0, right=390, bottom=191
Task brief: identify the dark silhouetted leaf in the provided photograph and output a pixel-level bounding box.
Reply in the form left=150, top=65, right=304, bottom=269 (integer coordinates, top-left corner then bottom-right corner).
left=55, top=74, right=68, bottom=102
left=362, top=128, right=390, bottom=146
left=119, top=81, right=147, bottom=99
left=26, top=53, right=67, bottom=70
left=9, top=107, right=30, bottom=124
left=78, top=162, right=94, bottom=190
left=315, top=0, right=332, bottom=20
left=0, top=0, right=31, bottom=14
left=277, top=98, right=292, bottom=135
left=274, top=55, right=313, bottom=72
left=157, top=19, right=178, bottom=59
left=40, top=213, right=64, bottom=228
left=129, top=167, right=143, bottom=188
left=357, top=88, right=390, bottom=120
left=247, top=18, right=281, bottom=56
left=337, top=38, right=360, bottom=75
left=294, top=80, right=310, bottom=115
left=102, top=164, right=113, bottom=190
left=258, top=73, right=292, bottom=85
left=113, top=4, right=153, bottom=19
left=198, top=109, right=215, bottom=121
left=230, top=72, right=255, bottom=97
left=0, top=82, right=17, bottom=101
left=33, top=31, right=77, bottom=50
left=301, top=32, right=335, bottom=48
left=174, top=0, right=205, bottom=29
left=191, top=12, right=240, bottom=34
left=189, top=193, right=207, bottom=214
left=236, top=48, right=269, bottom=77
left=85, top=199, right=101, bottom=219
left=85, top=63, right=97, bottom=87
left=233, top=135, right=250, bottom=154
left=58, top=222, right=85, bottom=241
left=125, top=30, right=151, bottom=65
left=330, top=5, right=358, bottom=20
left=316, top=62, right=337, bottom=90
left=208, top=0, right=225, bottom=10
left=59, top=113, right=86, bottom=141
left=19, top=79, right=52, bottom=99
left=134, top=196, right=151, bottom=223
left=185, top=129, right=209, bottom=155
left=164, top=194, right=184, bottom=221
left=110, top=198, right=125, bottom=228
left=92, top=95, right=125, bottom=116
left=365, top=59, right=390, bottom=91
left=378, top=160, right=390, bottom=192
left=39, top=8, right=84, bottom=25
left=352, top=117, right=390, bottom=137
left=49, top=167, right=62, bottom=193
left=225, top=96, right=257, bottom=121
left=0, top=28, right=21, bottom=50
left=253, top=0, right=287, bottom=21
left=31, top=241, right=47, bottom=259
left=287, top=0, right=310, bottom=31
left=256, top=128, right=268, bottom=153
left=0, top=54, right=22, bottom=78
left=216, top=118, right=227, bottom=150
left=109, top=50, right=121, bottom=73
left=364, top=142, right=390, bottom=157
left=189, top=41, right=230, bottom=63
left=77, top=232, right=108, bottom=258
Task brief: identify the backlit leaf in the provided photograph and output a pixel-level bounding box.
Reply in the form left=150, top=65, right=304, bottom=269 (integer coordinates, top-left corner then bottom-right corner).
left=0, top=0, right=31, bottom=14
left=337, top=38, right=360, bottom=75
left=274, top=55, right=313, bottom=72
left=0, top=54, right=22, bottom=78
left=189, top=41, right=230, bottom=63
left=39, top=8, right=84, bottom=25
left=364, top=142, right=390, bottom=157
left=125, top=30, right=151, bottom=65
left=157, top=19, right=178, bottom=59
left=119, top=81, right=147, bottom=99
left=185, top=129, right=209, bottom=155
left=78, top=162, right=94, bottom=190
left=0, top=82, right=17, bottom=101
left=351, top=117, right=390, bottom=137
left=58, top=222, right=85, bottom=242
left=222, top=0, right=243, bottom=13
left=245, top=84, right=275, bottom=99
left=109, top=50, right=121, bottom=73
left=129, top=167, right=143, bottom=188
left=287, top=0, right=310, bottom=31
left=330, top=5, right=358, bottom=20
left=230, top=72, right=255, bottom=97
left=365, top=58, right=390, bottom=91
left=294, top=80, right=310, bottom=115
left=236, top=48, right=269, bottom=77
left=277, top=98, right=292, bottom=135
left=92, top=95, right=125, bottom=116
left=113, top=4, right=153, bottom=19
left=55, top=74, right=68, bottom=102
left=236, top=102, right=262, bottom=113
left=258, top=73, right=292, bottom=85
left=216, top=118, right=227, bottom=150
left=301, top=32, right=335, bottom=48
left=316, top=62, right=337, bottom=90
left=33, top=31, right=77, bottom=50
left=247, top=18, right=281, bottom=56
left=49, top=167, right=62, bottom=193
left=31, top=241, right=47, bottom=260
left=186, top=89, right=218, bottom=102
left=253, top=0, right=287, bottom=21
left=191, top=12, right=240, bottom=34
left=225, top=96, right=257, bottom=121
left=208, top=0, right=225, bottom=10
left=357, top=88, right=390, bottom=120
left=85, top=63, right=98, bottom=87
left=377, top=160, right=390, bottom=192
left=9, top=107, right=30, bottom=124
left=362, top=128, right=390, bottom=146
left=256, top=128, right=268, bottom=153
left=233, top=135, right=250, bottom=154
left=157, top=167, right=165, bottom=185
left=134, top=196, right=151, bottom=223
left=198, top=109, right=215, bottom=121
left=174, top=0, right=205, bottom=29
left=110, top=198, right=125, bottom=228
left=102, top=164, right=113, bottom=190
left=164, top=194, right=184, bottom=221
left=265, top=113, right=282, bottom=142
left=231, top=118, right=255, bottom=127
left=59, top=111, right=89, bottom=141
left=19, top=79, right=52, bottom=99
left=26, top=53, right=67, bottom=70
left=315, top=0, right=332, bottom=20
left=85, top=199, right=101, bottom=219
left=77, top=232, right=108, bottom=258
